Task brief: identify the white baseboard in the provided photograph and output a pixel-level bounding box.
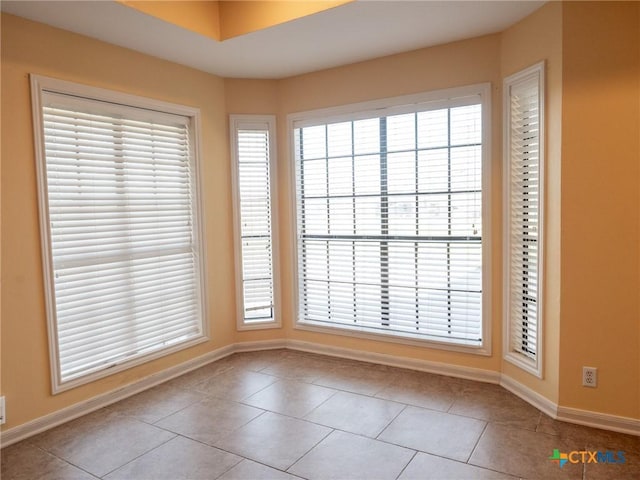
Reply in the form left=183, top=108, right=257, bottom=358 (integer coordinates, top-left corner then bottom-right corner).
left=286, top=339, right=501, bottom=384
left=556, top=405, right=640, bottom=436
left=234, top=339, right=287, bottom=353
left=0, top=344, right=235, bottom=448
left=2, top=339, right=638, bottom=447
left=499, top=374, right=558, bottom=419
left=499, top=375, right=640, bottom=436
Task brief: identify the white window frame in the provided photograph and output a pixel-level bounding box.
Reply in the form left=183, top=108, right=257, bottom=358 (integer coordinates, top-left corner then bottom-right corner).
left=230, top=115, right=281, bottom=330
left=503, top=62, right=545, bottom=377
left=31, top=74, right=209, bottom=393
left=288, top=84, right=492, bottom=355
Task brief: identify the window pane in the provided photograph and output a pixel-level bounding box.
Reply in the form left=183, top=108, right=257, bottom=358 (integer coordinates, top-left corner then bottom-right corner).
left=39, top=89, right=205, bottom=387
left=294, top=93, right=484, bottom=347
left=234, top=124, right=276, bottom=325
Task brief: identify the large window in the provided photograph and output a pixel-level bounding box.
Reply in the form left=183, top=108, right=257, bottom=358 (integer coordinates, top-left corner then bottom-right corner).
left=503, top=63, right=544, bottom=376
left=291, top=85, right=491, bottom=351
left=230, top=115, right=280, bottom=329
left=31, top=75, right=208, bottom=392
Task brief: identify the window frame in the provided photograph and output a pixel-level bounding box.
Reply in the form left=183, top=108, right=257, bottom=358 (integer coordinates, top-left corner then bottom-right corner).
left=287, top=84, right=492, bottom=355
left=31, top=74, right=209, bottom=393
left=502, top=62, right=545, bottom=377
left=229, top=115, right=281, bottom=331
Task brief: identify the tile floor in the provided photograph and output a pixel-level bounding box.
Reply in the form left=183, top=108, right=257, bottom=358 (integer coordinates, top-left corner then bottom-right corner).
left=1, top=349, right=638, bottom=479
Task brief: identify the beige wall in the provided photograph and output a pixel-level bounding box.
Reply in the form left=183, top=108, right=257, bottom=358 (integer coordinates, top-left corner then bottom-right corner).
left=0, top=13, right=235, bottom=430
left=500, top=2, right=563, bottom=403
left=2, top=1, right=640, bottom=434
left=559, top=1, right=640, bottom=419
left=273, top=34, right=504, bottom=371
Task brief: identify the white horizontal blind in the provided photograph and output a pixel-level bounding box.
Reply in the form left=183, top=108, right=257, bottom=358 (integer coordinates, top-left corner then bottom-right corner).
left=40, top=90, right=205, bottom=384
left=504, top=66, right=543, bottom=368
left=294, top=101, right=483, bottom=345
left=232, top=121, right=276, bottom=324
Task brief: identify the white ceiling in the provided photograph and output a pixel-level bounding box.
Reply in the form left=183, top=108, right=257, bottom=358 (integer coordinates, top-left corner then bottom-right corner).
left=1, top=0, right=545, bottom=79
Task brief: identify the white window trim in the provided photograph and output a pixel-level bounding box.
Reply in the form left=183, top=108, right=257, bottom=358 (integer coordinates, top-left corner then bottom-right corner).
left=502, top=62, right=545, bottom=378
left=230, top=115, right=281, bottom=331
left=30, top=74, right=209, bottom=393
left=287, top=84, right=492, bottom=356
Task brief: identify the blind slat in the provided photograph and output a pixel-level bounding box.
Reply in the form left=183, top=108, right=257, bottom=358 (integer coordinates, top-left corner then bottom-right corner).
left=294, top=102, right=483, bottom=344
left=40, top=90, right=205, bottom=384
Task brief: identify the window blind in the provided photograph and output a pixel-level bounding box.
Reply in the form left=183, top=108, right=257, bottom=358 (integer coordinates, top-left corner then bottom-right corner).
left=293, top=100, right=484, bottom=346
left=231, top=119, right=276, bottom=325
left=504, top=64, right=544, bottom=373
left=39, top=89, right=205, bottom=385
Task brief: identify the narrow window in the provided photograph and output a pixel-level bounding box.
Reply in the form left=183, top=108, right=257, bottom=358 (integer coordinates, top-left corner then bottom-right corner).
left=503, top=62, right=545, bottom=376
left=230, top=115, right=280, bottom=329
left=31, top=75, right=208, bottom=392
left=290, top=85, right=490, bottom=351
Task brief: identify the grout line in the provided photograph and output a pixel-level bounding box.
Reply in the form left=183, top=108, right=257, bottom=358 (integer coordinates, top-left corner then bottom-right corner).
left=394, top=448, right=418, bottom=480
left=284, top=428, right=335, bottom=475
left=375, top=404, right=408, bottom=440
left=31, top=444, right=101, bottom=479
left=99, top=431, right=178, bottom=478
left=466, top=421, right=488, bottom=463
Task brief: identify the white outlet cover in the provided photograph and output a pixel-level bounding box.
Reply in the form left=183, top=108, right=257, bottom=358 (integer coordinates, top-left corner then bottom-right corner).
left=582, top=367, right=597, bottom=388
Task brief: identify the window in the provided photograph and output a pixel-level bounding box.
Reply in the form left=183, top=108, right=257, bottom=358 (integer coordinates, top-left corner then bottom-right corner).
left=31, top=75, right=208, bottom=392
left=290, top=85, right=491, bottom=351
left=503, top=62, right=544, bottom=377
left=230, top=115, right=280, bottom=329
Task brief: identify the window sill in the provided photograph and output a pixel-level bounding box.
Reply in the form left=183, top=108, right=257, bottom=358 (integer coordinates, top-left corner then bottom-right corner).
left=295, top=320, right=491, bottom=356
left=237, top=320, right=282, bottom=332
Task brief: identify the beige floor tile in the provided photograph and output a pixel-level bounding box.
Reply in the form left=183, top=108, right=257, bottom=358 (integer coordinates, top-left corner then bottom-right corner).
left=398, top=452, right=516, bottom=480
left=583, top=447, right=640, bottom=480
left=213, top=412, right=331, bottom=470
left=31, top=409, right=175, bottom=477
left=104, top=435, right=241, bottom=480
left=469, top=423, right=584, bottom=480
left=193, top=368, right=278, bottom=400
left=1, top=442, right=96, bottom=480
left=154, top=397, right=264, bottom=444
left=218, top=459, right=299, bottom=480
left=105, top=383, right=205, bottom=423
left=378, top=405, right=486, bottom=462
left=313, top=363, right=395, bottom=396
left=260, top=356, right=333, bottom=382
left=6, top=351, right=639, bottom=480
left=163, top=360, right=235, bottom=390
left=242, top=379, right=336, bottom=418
left=375, top=371, right=463, bottom=412
left=538, top=413, right=640, bottom=452
left=304, top=391, right=405, bottom=437
left=449, top=382, right=541, bottom=431
left=288, top=430, right=414, bottom=480
left=215, top=350, right=287, bottom=372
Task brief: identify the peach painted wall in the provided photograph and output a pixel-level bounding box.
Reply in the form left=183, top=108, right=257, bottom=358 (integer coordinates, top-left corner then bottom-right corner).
left=119, top=1, right=221, bottom=40
left=274, top=34, right=505, bottom=371
left=559, top=1, right=640, bottom=419
left=218, top=1, right=351, bottom=40
left=500, top=2, right=563, bottom=403
left=0, top=13, right=234, bottom=431
left=3, top=1, right=640, bottom=435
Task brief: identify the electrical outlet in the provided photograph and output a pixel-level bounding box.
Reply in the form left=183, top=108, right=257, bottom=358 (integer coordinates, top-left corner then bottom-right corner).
left=582, top=367, right=597, bottom=388
left=0, top=396, right=5, bottom=425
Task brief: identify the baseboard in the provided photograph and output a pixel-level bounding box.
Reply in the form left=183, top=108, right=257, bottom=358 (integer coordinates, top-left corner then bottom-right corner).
left=499, top=374, right=558, bottom=419
left=0, top=344, right=235, bottom=448
left=556, top=405, right=640, bottom=436
left=2, top=339, right=638, bottom=447
left=234, top=339, right=287, bottom=352
left=285, top=339, right=501, bottom=384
